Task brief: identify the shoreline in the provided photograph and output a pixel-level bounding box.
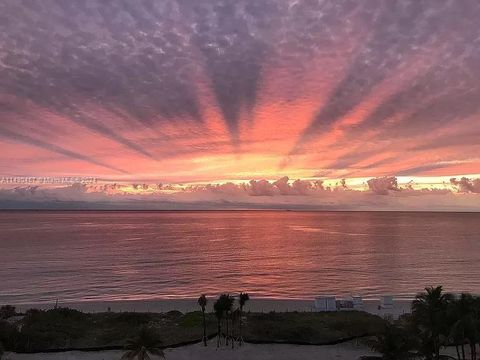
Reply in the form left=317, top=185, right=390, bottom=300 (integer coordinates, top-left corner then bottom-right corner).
left=11, top=297, right=412, bottom=318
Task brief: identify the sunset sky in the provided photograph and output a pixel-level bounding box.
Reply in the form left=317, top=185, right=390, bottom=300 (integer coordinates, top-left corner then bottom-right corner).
left=0, top=0, right=479, bottom=210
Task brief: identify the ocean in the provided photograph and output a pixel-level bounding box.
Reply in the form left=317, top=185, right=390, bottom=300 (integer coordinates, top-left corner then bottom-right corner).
left=1, top=210, right=479, bottom=305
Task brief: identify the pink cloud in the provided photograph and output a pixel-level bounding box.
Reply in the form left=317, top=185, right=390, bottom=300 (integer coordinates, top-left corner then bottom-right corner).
left=0, top=176, right=479, bottom=211
left=450, top=177, right=480, bottom=193
left=367, top=176, right=400, bottom=195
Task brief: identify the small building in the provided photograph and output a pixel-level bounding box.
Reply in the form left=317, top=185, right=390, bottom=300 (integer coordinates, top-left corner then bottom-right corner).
left=314, top=296, right=337, bottom=312
left=336, top=295, right=364, bottom=311
left=336, top=299, right=354, bottom=310
left=351, top=296, right=364, bottom=309
left=380, top=295, right=394, bottom=309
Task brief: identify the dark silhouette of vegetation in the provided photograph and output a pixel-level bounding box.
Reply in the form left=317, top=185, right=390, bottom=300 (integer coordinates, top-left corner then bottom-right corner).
left=371, top=286, right=480, bottom=360
left=0, top=320, right=20, bottom=353
left=0, top=307, right=214, bottom=353
left=412, top=286, right=453, bottom=359
left=213, top=293, right=249, bottom=348
left=213, top=295, right=225, bottom=348
left=21, top=307, right=89, bottom=351
left=369, top=322, right=416, bottom=360
left=231, top=308, right=241, bottom=348
left=0, top=301, right=386, bottom=353
left=246, top=310, right=384, bottom=344
left=448, top=294, right=472, bottom=360
left=224, top=294, right=234, bottom=346
left=238, top=292, right=250, bottom=345
left=446, top=293, right=480, bottom=360
left=121, top=326, right=165, bottom=360
left=197, top=294, right=208, bottom=347
left=0, top=305, right=16, bottom=320
left=5, top=286, right=480, bottom=358
left=213, top=294, right=238, bottom=347
left=0, top=297, right=386, bottom=353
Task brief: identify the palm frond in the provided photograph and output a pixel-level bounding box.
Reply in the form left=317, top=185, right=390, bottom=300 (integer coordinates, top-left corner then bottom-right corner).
left=148, top=348, right=166, bottom=359
left=120, top=348, right=140, bottom=360
left=121, top=327, right=165, bottom=360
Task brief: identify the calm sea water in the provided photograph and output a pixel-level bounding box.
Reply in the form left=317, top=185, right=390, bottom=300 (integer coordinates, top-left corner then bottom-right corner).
left=0, top=211, right=479, bottom=304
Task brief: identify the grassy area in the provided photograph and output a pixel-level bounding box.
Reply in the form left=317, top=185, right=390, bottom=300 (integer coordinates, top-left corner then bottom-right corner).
left=1, top=308, right=385, bottom=352
left=1, top=308, right=217, bottom=352
left=244, top=311, right=386, bottom=344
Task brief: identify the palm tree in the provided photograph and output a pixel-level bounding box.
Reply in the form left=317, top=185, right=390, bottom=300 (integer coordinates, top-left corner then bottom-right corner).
left=217, top=294, right=235, bottom=345
left=231, top=308, right=241, bottom=349
left=448, top=294, right=476, bottom=360
left=412, top=286, right=452, bottom=360
left=224, top=294, right=234, bottom=346
left=213, top=294, right=235, bottom=347
left=450, top=320, right=466, bottom=360
left=472, top=296, right=480, bottom=360
left=197, top=294, right=208, bottom=347
left=238, top=292, right=250, bottom=345
left=450, top=294, right=480, bottom=360
left=369, top=322, right=414, bottom=360
left=214, top=296, right=226, bottom=348
left=121, top=326, right=165, bottom=360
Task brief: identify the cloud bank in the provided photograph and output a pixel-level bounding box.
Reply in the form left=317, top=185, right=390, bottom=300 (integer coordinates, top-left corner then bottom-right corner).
left=450, top=177, right=480, bottom=194
left=1, top=176, right=478, bottom=211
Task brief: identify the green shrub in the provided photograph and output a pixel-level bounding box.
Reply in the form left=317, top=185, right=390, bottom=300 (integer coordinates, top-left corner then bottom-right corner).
left=19, top=308, right=91, bottom=351
left=0, top=306, right=16, bottom=320
left=0, top=320, right=21, bottom=351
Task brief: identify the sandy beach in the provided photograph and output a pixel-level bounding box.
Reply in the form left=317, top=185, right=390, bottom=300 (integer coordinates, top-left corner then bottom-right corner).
left=4, top=339, right=378, bottom=360
left=2, top=298, right=409, bottom=359
left=13, top=298, right=412, bottom=319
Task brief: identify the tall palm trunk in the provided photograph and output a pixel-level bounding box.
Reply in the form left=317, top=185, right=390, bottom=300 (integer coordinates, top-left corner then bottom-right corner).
left=231, top=315, right=235, bottom=349
left=469, top=342, right=476, bottom=360
left=202, top=309, right=207, bottom=346
left=225, top=311, right=229, bottom=345
left=239, top=305, right=244, bottom=346
left=435, top=336, right=441, bottom=359
left=238, top=293, right=249, bottom=346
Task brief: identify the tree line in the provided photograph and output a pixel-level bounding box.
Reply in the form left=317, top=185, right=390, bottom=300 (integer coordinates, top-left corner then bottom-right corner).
left=3, top=286, right=480, bottom=360
left=371, top=286, right=480, bottom=360
left=197, top=292, right=250, bottom=348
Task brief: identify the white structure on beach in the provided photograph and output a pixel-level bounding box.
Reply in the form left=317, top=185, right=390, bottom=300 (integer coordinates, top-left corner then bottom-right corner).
left=335, top=296, right=364, bottom=311
left=380, top=295, right=394, bottom=309
left=351, top=296, right=364, bottom=309
left=314, top=296, right=337, bottom=312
